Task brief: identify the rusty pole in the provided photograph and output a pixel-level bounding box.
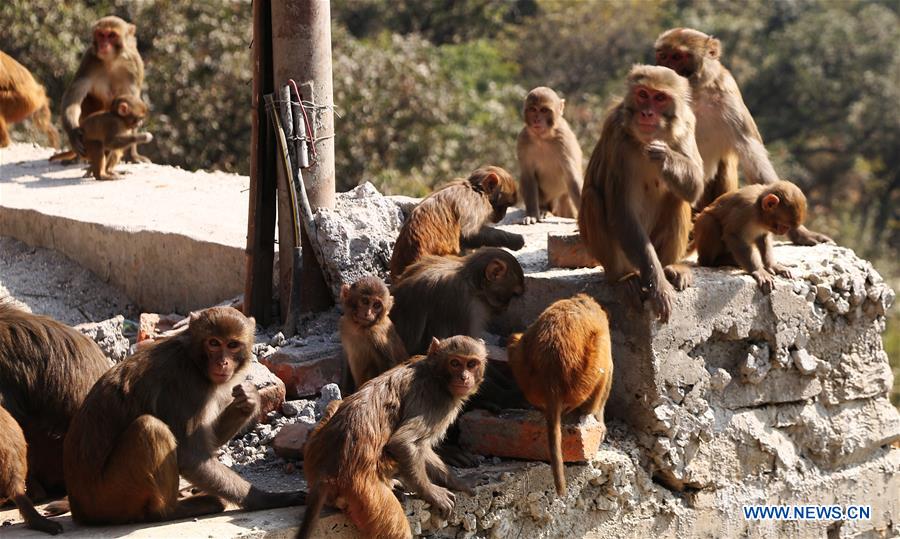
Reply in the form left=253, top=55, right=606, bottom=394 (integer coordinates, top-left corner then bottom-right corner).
left=271, top=0, right=336, bottom=323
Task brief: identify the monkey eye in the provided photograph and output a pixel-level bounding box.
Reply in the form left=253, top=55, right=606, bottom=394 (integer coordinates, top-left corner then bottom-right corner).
left=672, top=53, right=682, bottom=61
left=466, top=360, right=479, bottom=369
left=208, top=338, right=222, bottom=348
left=657, top=51, right=667, bottom=60
left=638, top=89, right=650, bottom=99
left=372, top=301, right=382, bottom=311
left=226, top=341, right=241, bottom=350
left=540, top=107, right=550, bottom=113
left=654, top=93, right=668, bottom=102
left=450, top=359, right=461, bottom=368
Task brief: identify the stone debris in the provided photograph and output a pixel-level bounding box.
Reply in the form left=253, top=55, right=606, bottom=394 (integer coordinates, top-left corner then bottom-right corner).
left=75, top=315, right=130, bottom=363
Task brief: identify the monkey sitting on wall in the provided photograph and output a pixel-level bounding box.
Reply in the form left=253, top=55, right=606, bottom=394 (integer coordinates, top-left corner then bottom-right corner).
left=80, top=94, right=152, bottom=181
left=389, top=165, right=524, bottom=281
left=517, top=86, right=583, bottom=224
left=339, top=275, right=408, bottom=392
left=693, top=180, right=806, bottom=293
left=64, top=306, right=304, bottom=525
left=298, top=335, right=487, bottom=539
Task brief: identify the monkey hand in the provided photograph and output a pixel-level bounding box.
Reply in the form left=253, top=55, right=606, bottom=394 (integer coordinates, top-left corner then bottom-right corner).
left=67, top=127, right=86, bottom=155
left=135, top=132, right=153, bottom=144
left=645, top=140, right=669, bottom=162
left=751, top=269, right=775, bottom=294
left=646, top=279, right=675, bottom=323
left=424, top=485, right=455, bottom=519
left=522, top=215, right=541, bottom=225
left=768, top=263, right=793, bottom=279
left=788, top=225, right=833, bottom=246
left=230, top=382, right=260, bottom=416
left=507, top=233, right=525, bottom=250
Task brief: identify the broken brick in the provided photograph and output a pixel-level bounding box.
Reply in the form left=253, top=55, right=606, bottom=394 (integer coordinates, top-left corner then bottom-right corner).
left=273, top=422, right=315, bottom=459
left=260, top=342, right=343, bottom=398
left=547, top=232, right=599, bottom=269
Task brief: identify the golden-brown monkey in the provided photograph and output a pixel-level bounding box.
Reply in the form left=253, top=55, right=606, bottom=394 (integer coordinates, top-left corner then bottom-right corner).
left=0, top=51, right=59, bottom=148
left=80, top=94, right=152, bottom=181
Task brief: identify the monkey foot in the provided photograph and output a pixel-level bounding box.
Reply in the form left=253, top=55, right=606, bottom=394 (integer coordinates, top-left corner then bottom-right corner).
left=663, top=264, right=693, bottom=290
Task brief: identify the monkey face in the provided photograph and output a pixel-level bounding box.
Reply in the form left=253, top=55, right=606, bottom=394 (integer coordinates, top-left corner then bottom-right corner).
left=204, top=336, right=246, bottom=384
left=351, top=295, right=385, bottom=327
left=445, top=354, right=485, bottom=397
left=93, top=28, right=122, bottom=60
left=629, top=85, right=672, bottom=141
left=656, top=47, right=696, bottom=78
left=524, top=101, right=555, bottom=136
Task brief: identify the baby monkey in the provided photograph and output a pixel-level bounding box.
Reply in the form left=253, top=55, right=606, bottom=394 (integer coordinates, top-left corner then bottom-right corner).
left=339, top=275, right=407, bottom=391
left=80, top=94, right=152, bottom=181
left=693, top=180, right=807, bottom=293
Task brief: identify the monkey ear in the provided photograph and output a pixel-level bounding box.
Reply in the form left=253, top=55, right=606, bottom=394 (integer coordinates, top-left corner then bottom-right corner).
left=117, top=100, right=130, bottom=117
left=481, top=173, right=500, bottom=193
left=128, top=23, right=136, bottom=36
left=428, top=337, right=441, bottom=354
left=706, top=37, right=721, bottom=60
left=559, top=99, right=566, bottom=115
left=485, top=259, right=508, bottom=282
left=340, top=284, right=351, bottom=301
left=762, top=193, right=780, bottom=211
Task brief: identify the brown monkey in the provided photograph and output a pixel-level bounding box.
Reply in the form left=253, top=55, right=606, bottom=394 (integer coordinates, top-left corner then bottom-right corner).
left=507, top=294, right=613, bottom=496
left=391, top=247, right=525, bottom=356
left=64, top=306, right=304, bottom=525
left=339, top=275, right=408, bottom=391
left=0, top=405, right=63, bottom=535
left=654, top=28, right=831, bottom=246
left=517, top=86, right=583, bottom=224
left=0, top=51, right=59, bottom=148
left=694, top=180, right=806, bottom=293
left=0, top=301, right=110, bottom=499
left=389, top=165, right=524, bottom=281
left=298, top=335, right=486, bottom=539
left=80, top=94, right=152, bottom=181
left=578, top=65, right=704, bottom=322
left=51, top=16, right=149, bottom=163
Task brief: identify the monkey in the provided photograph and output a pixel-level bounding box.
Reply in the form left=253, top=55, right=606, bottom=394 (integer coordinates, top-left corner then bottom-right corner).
left=578, top=65, right=704, bottom=323
left=506, top=294, right=613, bottom=496
left=654, top=27, right=831, bottom=246
left=517, top=86, right=583, bottom=224
left=389, top=165, right=524, bottom=281
left=0, top=51, right=60, bottom=148
left=390, top=247, right=525, bottom=356
left=79, top=94, right=152, bottom=181
left=693, top=180, right=807, bottom=293
left=339, top=275, right=408, bottom=392
left=298, top=335, right=486, bottom=539
left=63, top=306, right=304, bottom=525
left=0, top=405, right=64, bottom=535
left=0, top=301, right=111, bottom=499
left=51, top=16, right=149, bottom=164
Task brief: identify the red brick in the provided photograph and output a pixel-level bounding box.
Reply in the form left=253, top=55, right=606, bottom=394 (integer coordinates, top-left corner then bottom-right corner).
left=273, top=422, right=315, bottom=459
left=459, top=409, right=605, bottom=462
left=137, top=312, right=185, bottom=342
left=547, top=232, right=599, bottom=269
left=260, top=343, right=343, bottom=398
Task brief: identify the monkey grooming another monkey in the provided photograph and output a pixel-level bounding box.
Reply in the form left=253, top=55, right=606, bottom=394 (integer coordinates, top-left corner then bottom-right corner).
left=0, top=301, right=110, bottom=499
left=52, top=16, right=149, bottom=164
left=298, top=335, right=486, bottom=539
left=654, top=27, right=830, bottom=246
left=507, top=294, right=613, bottom=496
left=80, top=94, right=152, bottom=181
left=339, top=275, right=408, bottom=392
left=694, top=180, right=807, bottom=293
left=0, top=405, right=63, bottom=535
left=64, top=306, right=304, bottom=525
left=0, top=51, right=60, bottom=148
left=517, top=86, right=583, bottom=224
left=391, top=247, right=525, bottom=356
left=389, top=165, right=524, bottom=281
left=579, top=65, right=704, bottom=322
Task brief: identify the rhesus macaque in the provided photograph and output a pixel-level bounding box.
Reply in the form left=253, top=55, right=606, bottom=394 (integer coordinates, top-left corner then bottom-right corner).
left=80, top=94, right=152, bottom=181
left=389, top=165, right=524, bottom=281
left=64, top=307, right=304, bottom=525
left=391, top=247, right=525, bottom=356
left=694, top=181, right=807, bottom=293
left=0, top=405, right=63, bottom=535
left=339, top=275, right=408, bottom=391
left=507, top=294, right=613, bottom=496
left=298, top=336, right=486, bottom=539
left=0, top=51, right=60, bottom=148
left=0, top=301, right=110, bottom=498
left=52, top=16, right=149, bottom=164
left=517, top=86, right=583, bottom=224
left=578, top=65, right=704, bottom=322
left=654, top=27, right=831, bottom=246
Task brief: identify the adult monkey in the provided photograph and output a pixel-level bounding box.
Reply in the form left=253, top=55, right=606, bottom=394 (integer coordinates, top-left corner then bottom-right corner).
left=52, top=15, right=150, bottom=164
left=64, top=307, right=304, bottom=524
left=654, top=27, right=831, bottom=245
left=578, top=65, right=704, bottom=322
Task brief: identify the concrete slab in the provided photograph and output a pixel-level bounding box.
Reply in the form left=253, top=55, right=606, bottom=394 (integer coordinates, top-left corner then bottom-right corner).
left=0, top=143, right=249, bottom=312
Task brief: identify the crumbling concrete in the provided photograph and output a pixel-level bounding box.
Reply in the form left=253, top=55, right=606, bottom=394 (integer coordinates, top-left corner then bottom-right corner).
left=75, top=315, right=130, bottom=362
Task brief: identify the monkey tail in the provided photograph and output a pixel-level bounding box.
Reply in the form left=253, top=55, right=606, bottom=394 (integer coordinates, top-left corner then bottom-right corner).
left=296, top=484, right=327, bottom=539
left=547, top=404, right=566, bottom=496
left=33, top=98, right=60, bottom=148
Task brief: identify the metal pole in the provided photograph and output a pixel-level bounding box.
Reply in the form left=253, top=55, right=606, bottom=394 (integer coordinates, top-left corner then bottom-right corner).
left=271, top=0, right=336, bottom=320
